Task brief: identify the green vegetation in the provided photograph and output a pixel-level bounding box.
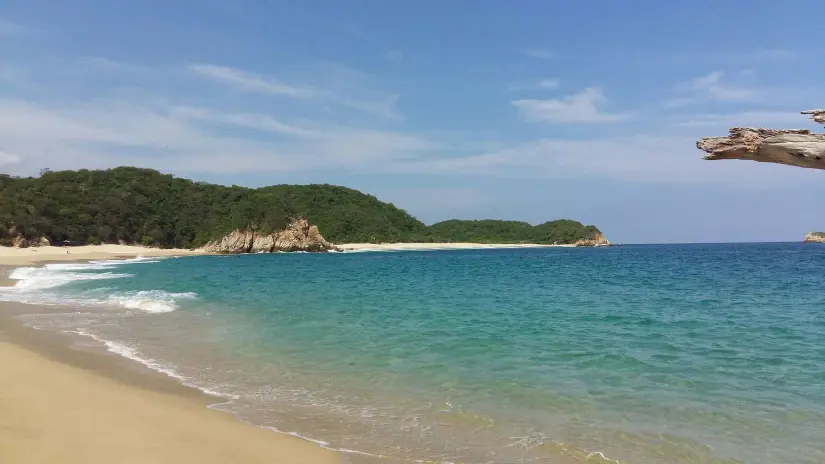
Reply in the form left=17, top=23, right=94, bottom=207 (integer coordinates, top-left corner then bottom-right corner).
left=428, top=219, right=603, bottom=244
left=0, top=167, right=603, bottom=248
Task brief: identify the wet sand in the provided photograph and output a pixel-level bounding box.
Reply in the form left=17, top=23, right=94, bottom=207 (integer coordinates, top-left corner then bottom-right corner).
left=0, top=302, right=341, bottom=464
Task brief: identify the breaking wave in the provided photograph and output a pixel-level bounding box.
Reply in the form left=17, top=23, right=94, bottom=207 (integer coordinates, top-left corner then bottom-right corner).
left=0, top=256, right=194, bottom=313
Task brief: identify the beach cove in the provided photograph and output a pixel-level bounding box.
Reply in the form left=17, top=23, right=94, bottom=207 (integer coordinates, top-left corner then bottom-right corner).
left=2, top=244, right=824, bottom=463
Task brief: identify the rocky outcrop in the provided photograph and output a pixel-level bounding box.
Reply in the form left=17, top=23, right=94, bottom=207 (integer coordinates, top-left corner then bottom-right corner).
left=8, top=234, right=50, bottom=248
left=804, top=232, right=825, bottom=243
left=574, top=232, right=610, bottom=247
left=271, top=221, right=332, bottom=252
left=201, top=230, right=255, bottom=253
left=697, top=110, right=825, bottom=170
left=199, top=218, right=335, bottom=253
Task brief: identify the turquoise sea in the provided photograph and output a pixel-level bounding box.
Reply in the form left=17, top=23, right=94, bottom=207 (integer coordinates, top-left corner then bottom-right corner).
left=2, top=244, right=824, bottom=463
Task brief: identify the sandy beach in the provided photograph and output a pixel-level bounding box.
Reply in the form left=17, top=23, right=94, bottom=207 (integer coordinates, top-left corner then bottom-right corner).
left=0, top=247, right=343, bottom=464
left=0, top=244, right=204, bottom=266
left=337, top=242, right=575, bottom=252
left=0, top=303, right=341, bottom=464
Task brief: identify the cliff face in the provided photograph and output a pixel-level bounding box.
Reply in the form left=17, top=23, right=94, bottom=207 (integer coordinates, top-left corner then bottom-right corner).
left=804, top=232, right=825, bottom=243
left=199, top=218, right=335, bottom=253
left=574, top=232, right=610, bottom=247
left=6, top=226, right=51, bottom=248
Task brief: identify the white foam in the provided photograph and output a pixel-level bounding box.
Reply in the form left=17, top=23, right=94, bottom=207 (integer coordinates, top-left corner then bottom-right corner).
left=66, top=329, right=239, bottom=400
left=107, top=290, right=197, bottom=313
left=88, top=255, right=161, bottom=265
left=1, top=256, right=196, bottom=314
left=5, top=266, right=133, bottom=291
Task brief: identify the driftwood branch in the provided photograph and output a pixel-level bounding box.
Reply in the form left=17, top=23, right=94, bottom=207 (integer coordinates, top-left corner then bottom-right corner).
left=696, top=110, right=825, bottom=170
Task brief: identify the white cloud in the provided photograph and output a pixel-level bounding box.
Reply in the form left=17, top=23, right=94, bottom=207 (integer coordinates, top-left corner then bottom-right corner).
left=512, top=88, right=631, bottom=123
left=0, top=97, right=434, bottom=175
left=1, top=95, right=816, bottom=186
left=170, top=106, right=321, bottom=138
left=387, top=134, right=821, bottom=184
left=0, top=149, right=21, bottom=167
left=0, top=18, right=27, bottom=37
left=507, top=78, right=559, bottom=92
left=384, top=50, right=403, bottom=63
left=521, top=48, right=554, bottom=60
left=674, top=71, right=753, bottom=104
left=672, top=111, right=807, bottom=128
left=189, top=63, right=316, bottom=98
left=190, top=62, right=402, bottom=120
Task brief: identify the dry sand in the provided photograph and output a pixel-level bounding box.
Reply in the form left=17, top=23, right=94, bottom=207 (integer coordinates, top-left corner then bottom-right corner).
left=0, top=306, right=341, bottom=464
left=0, top=244, right=203, bottom=266
left=337, top=242, right=575, bottom=252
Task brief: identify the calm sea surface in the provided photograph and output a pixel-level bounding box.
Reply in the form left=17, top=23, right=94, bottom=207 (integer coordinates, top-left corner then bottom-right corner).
left=2, top=244, right=824, bottom=463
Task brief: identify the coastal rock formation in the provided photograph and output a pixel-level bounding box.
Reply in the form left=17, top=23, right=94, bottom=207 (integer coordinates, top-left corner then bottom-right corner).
left=249, top=234, right=275, bottom=253
left=199, top=218, right=335, bottom=253
left=201, top=229, right=255, bottom=253
left=804, top=232, right=825, bottom=243
left=573, top=232, right=611, bottom=247
left=696, top=110, right=825, bottom=170
left=271, top=221, right=332, bottom=252
left=8, top=234, right=50, bottom=248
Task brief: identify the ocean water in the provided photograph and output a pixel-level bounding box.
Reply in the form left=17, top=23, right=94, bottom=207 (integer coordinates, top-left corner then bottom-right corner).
left=2, top=244, right=824, bottom=463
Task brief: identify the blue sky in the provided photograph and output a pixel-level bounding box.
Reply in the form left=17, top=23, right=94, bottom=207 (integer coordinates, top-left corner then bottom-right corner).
left=1, top=0, right=824, bottom=243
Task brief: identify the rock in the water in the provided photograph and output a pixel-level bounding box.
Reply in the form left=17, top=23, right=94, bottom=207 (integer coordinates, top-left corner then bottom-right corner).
left=199, top=218, right=335, bottom=253
left=804, top=232, right=825, bottom=243
left=573, top=232, right=610, bottom=247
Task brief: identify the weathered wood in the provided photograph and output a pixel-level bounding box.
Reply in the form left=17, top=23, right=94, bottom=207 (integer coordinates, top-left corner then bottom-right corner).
left=696, top=110, right=825, bottom=170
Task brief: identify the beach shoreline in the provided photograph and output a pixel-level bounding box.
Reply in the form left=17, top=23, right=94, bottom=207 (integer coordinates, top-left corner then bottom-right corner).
left=0, top=301, right=343, bottom=464
left=337, top=242, right=577, bottom=252
left=0, top=243, right=204, bottom=266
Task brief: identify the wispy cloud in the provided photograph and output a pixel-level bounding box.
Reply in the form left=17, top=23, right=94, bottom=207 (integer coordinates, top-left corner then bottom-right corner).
left=171, top=106, right=321, bottom=138
left=387, top=133, right=820, bottom=184
left=189, top=63, right=316, bottom=98
left=680, top=71, right=753, bottom=100
left=507, top=78, right=559, bottom=92
left=520, top=48, right=554, bottom=60
left=671, top=111, right=809, bottom=128
left=190, top=62, right=402, bottom=120
left=0, top=149, right=20, bottom=167
left=0, top=18, right=28, bottom=36
left=0, top=96, right=430, bottom=175
left=384, top=50, right=403, bottom=63
left=667, top=71, right=753, bottom=107
left=512, top=87, right=631, bottom=123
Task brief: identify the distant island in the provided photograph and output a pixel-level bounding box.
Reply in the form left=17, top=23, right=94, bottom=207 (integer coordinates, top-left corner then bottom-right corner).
left=0, top=167, right=608, bottom=251
left=804, top=232, right=825, bottom=243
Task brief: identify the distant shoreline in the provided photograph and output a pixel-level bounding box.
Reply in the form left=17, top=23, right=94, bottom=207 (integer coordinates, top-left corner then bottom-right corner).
left=0, top=241, right=598, bottom=269
left=0, top=244, right=203, bottom=267
left=337, top=242, right=578, bottom=252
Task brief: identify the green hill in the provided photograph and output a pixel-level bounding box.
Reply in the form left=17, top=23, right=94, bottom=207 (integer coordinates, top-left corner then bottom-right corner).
left=0, top=167, right=603, bottom=248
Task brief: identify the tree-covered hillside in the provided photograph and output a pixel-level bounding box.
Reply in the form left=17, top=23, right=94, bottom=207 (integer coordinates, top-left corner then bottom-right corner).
left=0, top=167, right=603, bottom=248
left=428, top=219, right=603, bottom=244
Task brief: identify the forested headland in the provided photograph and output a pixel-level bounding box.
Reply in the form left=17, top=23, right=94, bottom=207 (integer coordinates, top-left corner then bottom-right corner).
left=0, top=167, right=605, bottom=248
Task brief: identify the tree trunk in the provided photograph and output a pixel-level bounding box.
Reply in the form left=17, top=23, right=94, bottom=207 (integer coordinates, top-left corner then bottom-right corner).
left=696, top=110, right=825, bottom=170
